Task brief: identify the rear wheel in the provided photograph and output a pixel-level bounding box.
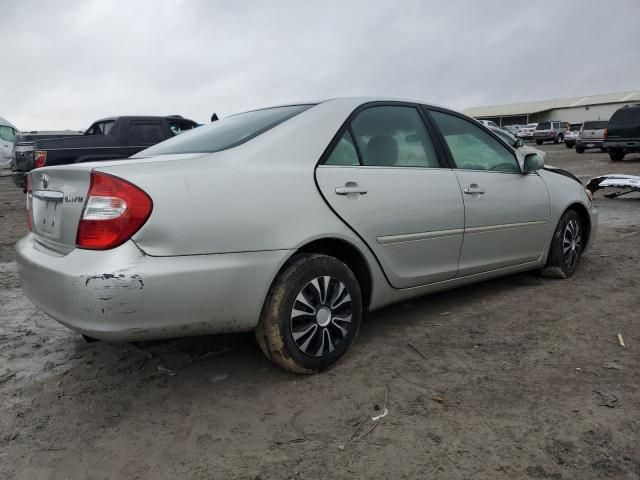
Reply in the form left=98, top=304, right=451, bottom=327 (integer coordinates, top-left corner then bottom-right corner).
left=609, top=150, right=625, bottom=161
left=556, top=134, right=564, bottom=144
left=536, top=140, right=543, bottom=145
left=255, top=254, right=362, bottom=374
left=576, top=147, right=585, bottom=154
left=541, top=209, right=584, bottom=279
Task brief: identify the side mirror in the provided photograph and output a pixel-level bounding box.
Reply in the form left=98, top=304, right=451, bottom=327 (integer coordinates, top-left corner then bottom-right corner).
left=514, top=138, right=524, bottom=148
left=524, top=153, right=544, bottom=173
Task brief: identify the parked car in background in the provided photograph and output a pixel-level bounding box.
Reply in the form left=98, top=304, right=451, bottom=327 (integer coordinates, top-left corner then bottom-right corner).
left=533, top=121, right=569, bottom=144
left=490, top=127, right=547, bottom=161
left=16, top=97, right=596, bottom=374
left=11, top=115, right=198, bottom=189
left=564, top=124, right=582, bottom=148
left=476, top=119, right=499, bottom=128
left=0, top=117, right=20, bottom=169
left=11, top=131, right=83, bottom=186
left=503, top=125, right=521, bottom=135
left=603, top=104, right=640, bottom=161
left=576, top=120, right=608, bottom=153
left=517, top=123, right=538, bottom=141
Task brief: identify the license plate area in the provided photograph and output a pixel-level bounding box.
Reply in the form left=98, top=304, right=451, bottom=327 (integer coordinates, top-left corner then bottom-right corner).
left=587, top=143, right=595, bottom=148
left=32, top=190, right=64, bottom=239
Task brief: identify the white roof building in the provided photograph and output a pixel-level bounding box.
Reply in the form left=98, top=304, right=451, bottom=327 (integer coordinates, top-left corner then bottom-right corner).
left=464, top=91, right=640, bottom=126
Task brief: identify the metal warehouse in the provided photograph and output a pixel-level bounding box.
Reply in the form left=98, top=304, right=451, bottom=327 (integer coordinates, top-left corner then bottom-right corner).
left=464, top=90, right=640, bottom=126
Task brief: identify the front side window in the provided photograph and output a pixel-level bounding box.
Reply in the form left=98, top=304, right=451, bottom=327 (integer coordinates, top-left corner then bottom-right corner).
left=349, top=106, right=439, bottom=168
left=0, top=126, right=16, bottom=143
left=136, top=104, right=313, bottom=157
left=430, top=110, right=520, bottom=173
left=129, top=122, right=165, bottom=145
left=325, top=130, right=359, bottom=166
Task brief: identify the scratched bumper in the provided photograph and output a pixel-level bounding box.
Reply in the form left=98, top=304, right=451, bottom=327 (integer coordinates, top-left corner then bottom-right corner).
left=16, top=234, right=291, bottom=341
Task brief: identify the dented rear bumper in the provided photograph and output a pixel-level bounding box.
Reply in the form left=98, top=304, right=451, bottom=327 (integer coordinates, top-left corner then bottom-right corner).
left=16, top=234, right=290, bottom=341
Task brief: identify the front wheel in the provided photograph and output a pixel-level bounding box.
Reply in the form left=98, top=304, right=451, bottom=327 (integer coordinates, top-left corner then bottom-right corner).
left=556, top=134, right=564, bottom=144
left=541, top=209, right=584, bottom=279
left=255, top=254, right=362, bottom=374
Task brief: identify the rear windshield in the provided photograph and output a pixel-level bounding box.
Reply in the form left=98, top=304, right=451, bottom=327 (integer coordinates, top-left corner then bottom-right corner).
left=583, top=121, right=608, bottom=130
left=536, top=122, right=551, bottom=130
left=609, top=108, right=639, bottom=127
left=135, top=104, right=313, bottom=156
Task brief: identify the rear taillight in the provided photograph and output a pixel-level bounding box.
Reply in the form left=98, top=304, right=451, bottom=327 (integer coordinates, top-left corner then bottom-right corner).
left=26, top=175, right=32, bottom=231
left=76, top=172, right=153, bottom=250
left=34, top=151, right=47, bottom=169
left=603, top=128, right=608, bottom=139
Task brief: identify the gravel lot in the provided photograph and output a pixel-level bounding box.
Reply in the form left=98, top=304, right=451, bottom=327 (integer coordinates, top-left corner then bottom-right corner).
left=1, top=145, right=639, bottom=480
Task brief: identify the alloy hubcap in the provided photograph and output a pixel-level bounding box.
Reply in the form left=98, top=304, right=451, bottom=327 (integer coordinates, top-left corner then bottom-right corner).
left=562, top=219, right=582, bottom=269
left=290, top=276, right=352, bottom=357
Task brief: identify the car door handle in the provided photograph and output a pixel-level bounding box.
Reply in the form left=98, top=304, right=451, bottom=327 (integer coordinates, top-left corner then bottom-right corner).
left=463, top=185, right=485, bottom=195
left=335, top=183, right=368, bottom=196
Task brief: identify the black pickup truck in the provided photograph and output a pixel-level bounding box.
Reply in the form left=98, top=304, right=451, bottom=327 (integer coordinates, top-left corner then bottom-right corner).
left=11, top=115, right=198, bottom=189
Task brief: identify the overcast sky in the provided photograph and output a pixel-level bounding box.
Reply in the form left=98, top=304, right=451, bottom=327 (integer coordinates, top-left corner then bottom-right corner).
left=2, top=0, right=639, bottom=130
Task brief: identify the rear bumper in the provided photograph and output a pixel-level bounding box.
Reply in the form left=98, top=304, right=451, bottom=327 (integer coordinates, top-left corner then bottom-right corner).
left=576, top=140, right=604, bottom=148
left=604, top=140, right=640, bottom=152
left=16, top=235, right=291, bottom=341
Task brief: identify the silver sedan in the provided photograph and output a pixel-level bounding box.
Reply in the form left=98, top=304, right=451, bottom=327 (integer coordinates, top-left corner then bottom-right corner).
left=16, top=98, right=597, bottom=373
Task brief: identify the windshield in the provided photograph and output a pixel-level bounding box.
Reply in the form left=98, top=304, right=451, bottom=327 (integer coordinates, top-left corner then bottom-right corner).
left=583, top=121, right=608, bottom=130
left=135, top=104, right=313, bottom=156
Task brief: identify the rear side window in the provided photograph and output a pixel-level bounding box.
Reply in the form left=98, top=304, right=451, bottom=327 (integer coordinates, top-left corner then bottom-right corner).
left=325, top=130, right=359, bottom=166
left=608, top=108, right=639, bottom=127
left=85, top=121, right=115, bottom=136
left=430, top=110, right=520, bottom=173
left=129, top=122, right=166, bottom=145
left=583, top=121, right=608, bottom=129
left=135, top=105, right=313, bottom=156
left=537, top=122, right=551, bottom=130
left=349, top=106, right=439, bottom=168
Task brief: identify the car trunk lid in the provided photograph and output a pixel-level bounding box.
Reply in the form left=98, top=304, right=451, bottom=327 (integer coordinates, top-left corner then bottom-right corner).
left=28, top=166, right=93, bottom=254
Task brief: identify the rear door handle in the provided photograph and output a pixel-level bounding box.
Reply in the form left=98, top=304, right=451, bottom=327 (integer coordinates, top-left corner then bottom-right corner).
left=335, top=182, right=368, bottom=196
left=463, top=185, right=485, bottom=195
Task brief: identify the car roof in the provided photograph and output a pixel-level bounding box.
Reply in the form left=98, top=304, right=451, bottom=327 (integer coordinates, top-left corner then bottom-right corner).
left=91, top=115, right=198, bottom=123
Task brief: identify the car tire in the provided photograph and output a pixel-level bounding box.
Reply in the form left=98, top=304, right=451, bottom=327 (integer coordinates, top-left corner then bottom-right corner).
left=255, top=253, right=362, bottom=374
left=576, top=147, right=584, bottom=154
left=540, top=209, right=584, bottom=279
left=565, top=143, right=572, bottom=149
left=536, top=140, right=543, bottom=145
left=556, top=134, right=564, bottom=144
left=609, top=150, right=625, bottom=161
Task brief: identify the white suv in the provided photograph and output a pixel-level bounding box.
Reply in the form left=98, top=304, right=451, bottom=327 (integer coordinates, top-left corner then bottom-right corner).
left=0, top=117, right=19, bottom=169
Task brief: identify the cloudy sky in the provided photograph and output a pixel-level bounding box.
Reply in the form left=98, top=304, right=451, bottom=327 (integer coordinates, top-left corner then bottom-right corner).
left=2, top=0, right=639, bottom=130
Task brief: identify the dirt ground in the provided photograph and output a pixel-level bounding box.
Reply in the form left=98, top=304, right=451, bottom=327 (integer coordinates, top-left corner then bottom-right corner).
left=1, top=145, right=639, bottom=480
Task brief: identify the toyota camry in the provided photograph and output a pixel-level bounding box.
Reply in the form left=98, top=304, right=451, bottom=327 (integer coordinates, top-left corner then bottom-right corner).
left=16, top=98, right=597, bottom=373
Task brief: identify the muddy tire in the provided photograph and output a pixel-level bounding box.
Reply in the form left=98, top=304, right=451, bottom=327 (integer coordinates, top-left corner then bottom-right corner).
left=541, top=209, right=583, bottom=279
left=255, top=254, right=362, bottom=374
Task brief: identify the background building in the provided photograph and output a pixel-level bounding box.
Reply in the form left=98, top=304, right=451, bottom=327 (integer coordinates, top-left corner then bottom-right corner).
left=464, top=91, right=640, bottom=126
